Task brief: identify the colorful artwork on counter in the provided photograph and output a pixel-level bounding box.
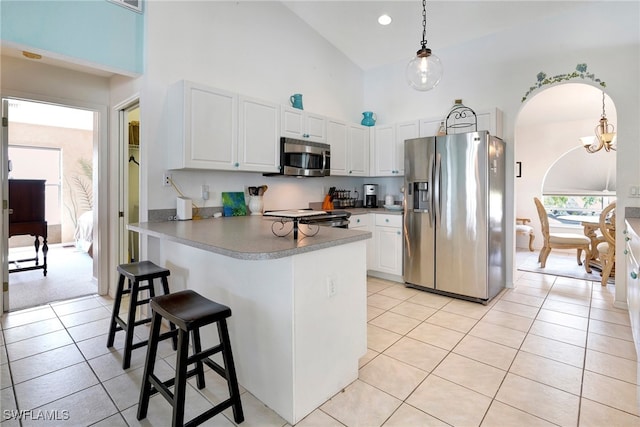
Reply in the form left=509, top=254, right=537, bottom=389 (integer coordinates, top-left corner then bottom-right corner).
left=222, top=192, right=247, bottom=217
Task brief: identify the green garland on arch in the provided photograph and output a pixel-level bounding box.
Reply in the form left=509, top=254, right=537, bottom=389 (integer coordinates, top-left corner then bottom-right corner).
left=521, top=63, right=606, bottom=102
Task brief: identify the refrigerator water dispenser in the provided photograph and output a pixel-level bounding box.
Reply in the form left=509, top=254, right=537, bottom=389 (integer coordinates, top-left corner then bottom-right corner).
left=412, top=182, right=429, bottom=212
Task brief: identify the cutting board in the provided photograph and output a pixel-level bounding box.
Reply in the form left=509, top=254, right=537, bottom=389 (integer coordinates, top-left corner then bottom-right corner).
left=222, top=192, right=247, bottom=217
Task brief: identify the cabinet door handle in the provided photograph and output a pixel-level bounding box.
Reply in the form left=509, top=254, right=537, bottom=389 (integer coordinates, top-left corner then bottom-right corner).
left=626, top=236, right=631, bottom=242
left=631, top=271, right=638, bottom=280
left=624, top=249, right=629, bottom=255
left=396, top=231, right=401, bottom=235
left=385, top=218, right=389, bottom=222
left=356, top=219, right=360, bottom=223
left=623, top=229, right=628, bottom=234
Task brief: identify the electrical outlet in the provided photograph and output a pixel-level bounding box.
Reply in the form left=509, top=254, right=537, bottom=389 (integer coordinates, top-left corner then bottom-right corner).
left=631, top=186, right=640, bottom=198
left=326, top=277, right=336, bottom=298
left=163, top=173, right=172, bottom=187
left=202, top=184, right=210, bottom=200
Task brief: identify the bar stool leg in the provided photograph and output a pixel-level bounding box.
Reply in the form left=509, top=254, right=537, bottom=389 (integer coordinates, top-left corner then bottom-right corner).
left=123, top=278, right=141, bottom=369
left=137, top=311, right=162, bottom=421
left=106, top=274, right=126, bottom=348
left=218, top=319, right=244, bottom=423
left=191, top=329, right=206, bottom=389
left=172, top=329, right=190, bottom=427
left=161, top=275, right=178, bottom=350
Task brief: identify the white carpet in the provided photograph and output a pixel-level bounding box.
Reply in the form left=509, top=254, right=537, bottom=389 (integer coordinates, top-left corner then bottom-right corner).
left=8, top=244, right=96, bottom=311
left=516, top=248, right=613, bottom=284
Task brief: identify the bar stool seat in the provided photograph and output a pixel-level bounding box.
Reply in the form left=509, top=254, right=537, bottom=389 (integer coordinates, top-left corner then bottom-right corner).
left=137, top=290, right=244, bottom=427
left=107, top=261, right=177, bottom=369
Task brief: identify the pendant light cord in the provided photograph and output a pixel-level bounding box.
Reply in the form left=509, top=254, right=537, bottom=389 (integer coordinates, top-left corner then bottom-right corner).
left=601, top=91, right=607, bottom=119
left=421, top=0, right=428, bottom=49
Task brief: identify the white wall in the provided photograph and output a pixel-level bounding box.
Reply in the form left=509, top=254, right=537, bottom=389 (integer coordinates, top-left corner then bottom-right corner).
left=0, top=55, right=111, bottom=294
left=142, top=1, right=365, bottom=214
left=363, top=1, right=639, bottom=304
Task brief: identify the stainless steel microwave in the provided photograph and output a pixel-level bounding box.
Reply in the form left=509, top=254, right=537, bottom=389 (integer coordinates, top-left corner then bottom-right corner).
left=272, top=137, right=331, bottom=177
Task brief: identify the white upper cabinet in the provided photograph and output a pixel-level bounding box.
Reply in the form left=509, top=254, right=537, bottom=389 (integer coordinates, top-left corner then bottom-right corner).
left=238, top=96, right=280, bottom=173
left=168, top=80, right=238, bottom=170
left=419, top=108, right=504, bottom=139
left=348, top=124, right=370, bottom=176
left=168, top=81, right=280, bottom=172
left=327, top=119, right=348, bottom=175
left=281, top=106, right=327, bottom=143
left=372, top=120, right=418, bottom=176
left=328, top=120, right=370, bottom=176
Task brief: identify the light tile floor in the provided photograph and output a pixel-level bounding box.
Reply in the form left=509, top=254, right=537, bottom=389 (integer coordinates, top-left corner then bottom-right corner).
left=1, top=250, right=639, bottom=426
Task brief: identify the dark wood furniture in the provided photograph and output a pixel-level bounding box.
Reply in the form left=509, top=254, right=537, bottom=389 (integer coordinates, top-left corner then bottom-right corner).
left=107, top=261, right=177, bottom=369
left=8, top=179, right=48, bottom=276
left=137, top=289, right=244, bottom=426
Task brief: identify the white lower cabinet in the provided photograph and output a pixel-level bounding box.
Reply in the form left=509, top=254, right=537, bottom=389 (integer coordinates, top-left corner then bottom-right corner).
left=373, top=214, right=403, bottom=277
left=350, top=214, right=373, bottom=267
left=624, top=222, right=640, bottom=353
left=353, top=213, right=403, bottom=280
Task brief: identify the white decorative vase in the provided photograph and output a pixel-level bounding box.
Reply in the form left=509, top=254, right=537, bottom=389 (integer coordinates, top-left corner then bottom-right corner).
left=248, top=195, right=264, bottom=215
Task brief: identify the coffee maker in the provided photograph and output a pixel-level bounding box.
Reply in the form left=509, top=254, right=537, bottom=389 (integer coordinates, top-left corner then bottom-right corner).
left=364, top=184, right=378, bottom=208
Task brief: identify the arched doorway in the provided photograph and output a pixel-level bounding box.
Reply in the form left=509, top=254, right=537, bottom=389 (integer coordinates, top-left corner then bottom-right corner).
left=514, top=82, right=617, bottom=272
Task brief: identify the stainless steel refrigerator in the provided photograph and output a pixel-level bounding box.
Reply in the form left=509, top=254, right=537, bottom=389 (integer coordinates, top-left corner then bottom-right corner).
left=403, top=131, right=505, bottom=303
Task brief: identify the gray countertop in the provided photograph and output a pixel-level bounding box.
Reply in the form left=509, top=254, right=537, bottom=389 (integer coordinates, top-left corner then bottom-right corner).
left=347, top=207, right=404, bottom=215
left=129, top=215, right=371, bottom=261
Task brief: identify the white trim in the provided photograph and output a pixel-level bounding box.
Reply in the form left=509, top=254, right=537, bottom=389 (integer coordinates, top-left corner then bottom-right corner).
left=107, top=0, right=143, bottom=14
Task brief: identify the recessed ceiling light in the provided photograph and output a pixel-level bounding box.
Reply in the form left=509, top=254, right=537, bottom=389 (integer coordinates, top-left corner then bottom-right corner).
left=378, top=14, right=392, bottom=26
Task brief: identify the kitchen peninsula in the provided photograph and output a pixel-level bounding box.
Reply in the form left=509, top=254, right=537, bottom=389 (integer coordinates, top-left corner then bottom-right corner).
left=129, top=216, right=371, bottom=424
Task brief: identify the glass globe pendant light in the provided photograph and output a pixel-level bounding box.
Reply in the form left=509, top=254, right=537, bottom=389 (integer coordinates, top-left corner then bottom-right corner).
left=407, top=0, right=443, bottom=91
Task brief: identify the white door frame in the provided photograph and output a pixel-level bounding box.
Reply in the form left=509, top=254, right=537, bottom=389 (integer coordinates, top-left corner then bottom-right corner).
left=1, top=99, right=9, bottom=311
left=115, top=96, right=140, bottom=266
left=0, top=91, right=109, bottom=311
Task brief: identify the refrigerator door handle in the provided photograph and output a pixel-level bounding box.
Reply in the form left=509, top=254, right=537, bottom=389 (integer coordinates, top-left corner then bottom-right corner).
left=427, top=153, right=434, bottom=227
left=434, top=153, right=442, bottom=228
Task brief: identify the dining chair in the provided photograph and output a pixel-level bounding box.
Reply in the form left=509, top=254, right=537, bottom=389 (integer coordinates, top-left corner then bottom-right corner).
left=596, top=201, right=616, bottom=286
left=533, top=197, right=591, bottom=272
left=516, top=217, right=535, bottom=251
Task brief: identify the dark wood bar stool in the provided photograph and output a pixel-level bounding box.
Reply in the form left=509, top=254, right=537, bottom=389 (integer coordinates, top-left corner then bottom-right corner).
left=137, top=290, right=244, bottom=427
left=107, top=261, right=177, bottom=369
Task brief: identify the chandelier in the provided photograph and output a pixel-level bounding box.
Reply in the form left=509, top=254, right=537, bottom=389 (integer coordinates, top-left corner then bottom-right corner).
left=406, top=0, right=442, bottom=91
left=582, top=91, right=616, bottom=153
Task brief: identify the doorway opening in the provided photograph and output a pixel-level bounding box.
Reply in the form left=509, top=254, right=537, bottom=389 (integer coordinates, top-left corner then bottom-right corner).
left=514, top=83, right=617, bottom=280
left=117, top=101, right=140, bottom=267
left=5, top=99, right=98, bottom=311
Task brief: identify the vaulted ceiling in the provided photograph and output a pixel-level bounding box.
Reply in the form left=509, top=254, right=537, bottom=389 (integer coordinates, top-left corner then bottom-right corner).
left=282, top=1, right=589, bottom=71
